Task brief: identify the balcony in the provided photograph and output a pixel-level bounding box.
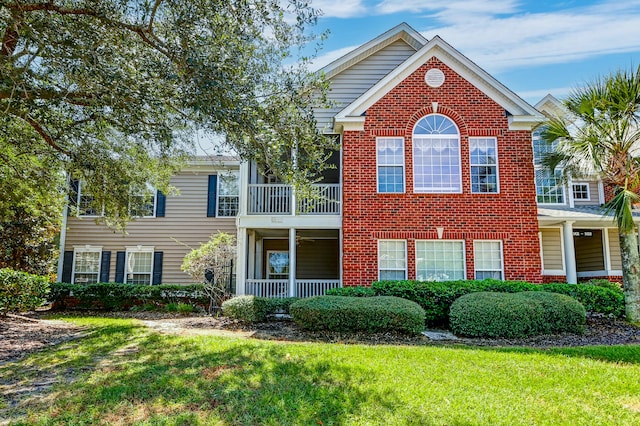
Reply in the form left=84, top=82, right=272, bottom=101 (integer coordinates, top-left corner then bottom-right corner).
left=247, top=184, right=340, bottom=215
left=245, top=279, right=341, bottom=298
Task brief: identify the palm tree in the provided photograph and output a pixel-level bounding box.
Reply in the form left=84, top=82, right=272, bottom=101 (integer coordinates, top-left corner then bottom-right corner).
left=542, top=67, right=640, bottom=322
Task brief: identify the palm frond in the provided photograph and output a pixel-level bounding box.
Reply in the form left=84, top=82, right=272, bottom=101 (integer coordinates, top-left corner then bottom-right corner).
left=603, top=187, right=640, bottom=233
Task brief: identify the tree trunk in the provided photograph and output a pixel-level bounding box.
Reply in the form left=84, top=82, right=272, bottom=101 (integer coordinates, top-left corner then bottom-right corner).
left=619, top=229, right=640, bottom=322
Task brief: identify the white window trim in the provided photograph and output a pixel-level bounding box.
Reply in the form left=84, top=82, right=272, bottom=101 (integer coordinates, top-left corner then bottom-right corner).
left=571, top=182, right=591, bottom=201
left=72, top=246, right=102, bottom=284
left=376, top=137, right=405, bottom=194
left=473, top=240, right=504, bottom=280
left=125, top=246, right=154, bottom=285
left=469, top=137, right=500, bottom=194
left=76, top=180, right=104, bottom=217
left=534, top=166, right=566, bottom=206
left=377, top=239, right=407, bottom=280
left=414, top=240, right=466, bottom=281
left=130, top=184, right=157, bottom=218
left=412, top=114, right=462, bottom=194
left=216, top=170, right=240, bottom=218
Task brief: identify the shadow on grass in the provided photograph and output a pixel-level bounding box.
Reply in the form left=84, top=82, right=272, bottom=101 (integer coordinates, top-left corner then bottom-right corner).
left=481, top=344, right=640, bottom=365
left=2, top=323, right=401, bottom=425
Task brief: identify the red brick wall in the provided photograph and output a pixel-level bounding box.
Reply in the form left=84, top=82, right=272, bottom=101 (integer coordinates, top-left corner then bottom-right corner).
left=341, top=58, right=542, bottom=286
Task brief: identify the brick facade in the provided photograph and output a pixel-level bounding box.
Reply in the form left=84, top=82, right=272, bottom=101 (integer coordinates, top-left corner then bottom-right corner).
left=342, top=58, right=543, bottom=286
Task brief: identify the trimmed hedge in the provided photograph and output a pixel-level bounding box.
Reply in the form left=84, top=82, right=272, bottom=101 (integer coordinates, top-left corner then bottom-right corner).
left=325, top=286, right=376, bottom=297
left=48, top=282, right=207, bottom=311
left=0, top=268, right=51, bottom=315
left=365, top=279, right=623, bottom=325
left=290, top=296, right=425, bottom=335
left=449, top=291, right=586, bottom=338
left=222, top=296, right=299, bottom=322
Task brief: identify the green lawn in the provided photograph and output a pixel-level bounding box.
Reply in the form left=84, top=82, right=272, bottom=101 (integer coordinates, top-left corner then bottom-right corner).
left=2, top=317, right=640, bottom=425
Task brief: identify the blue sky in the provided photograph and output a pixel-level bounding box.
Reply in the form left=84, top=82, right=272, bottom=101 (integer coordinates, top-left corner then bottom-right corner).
left=308, top=0, right=640, bottom=104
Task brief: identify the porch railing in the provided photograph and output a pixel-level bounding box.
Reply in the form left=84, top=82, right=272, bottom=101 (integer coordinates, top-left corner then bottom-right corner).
left=247, top=184, right=340, bottom=215
left=245, top=279, right=341, bottom=298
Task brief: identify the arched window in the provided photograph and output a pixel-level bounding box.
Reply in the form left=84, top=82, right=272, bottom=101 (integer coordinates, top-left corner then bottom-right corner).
left=412, top=114, right=461, bottom=193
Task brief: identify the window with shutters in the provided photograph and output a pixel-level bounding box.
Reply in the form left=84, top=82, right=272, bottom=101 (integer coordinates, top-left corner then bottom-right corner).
left=217, top=171, right=239, bottom=217
left=72, top=247, right=102, bottom=284
left=125, top=246, right=154, bottom=285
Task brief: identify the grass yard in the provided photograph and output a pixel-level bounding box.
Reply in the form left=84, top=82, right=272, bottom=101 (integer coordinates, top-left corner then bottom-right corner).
left=2, top=317, right=640, bottom=425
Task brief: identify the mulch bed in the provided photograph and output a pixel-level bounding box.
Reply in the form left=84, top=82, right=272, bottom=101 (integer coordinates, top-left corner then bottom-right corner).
left=2, top=311, right=639, bottom=365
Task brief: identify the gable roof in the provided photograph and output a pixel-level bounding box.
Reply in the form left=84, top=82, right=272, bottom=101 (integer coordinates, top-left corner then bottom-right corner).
left=535, top=94, right=566, bottom=118
left=332, top=30, right=545, bottom=132
left=319, top=22, right=427, bottom=81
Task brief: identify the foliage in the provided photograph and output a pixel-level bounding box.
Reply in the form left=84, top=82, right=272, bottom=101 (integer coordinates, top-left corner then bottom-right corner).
left=364, top=279, right=623, bottom=325
left=325, top=286, right=376, bottom=297
left=48, top=282, right=206, bottom=310
left=221, top=295, right=299, bottom=322
left=540, top=66, right=640, bottom=321
left=166, top=302, right=195, bottom=314
left=0, top=0, right=335, bottom=230
left=449, top=291, right=586, bottom=338
left=290, top=296, right=425, bottom=335
left=0, top=268, right=50, bottom=314
left=181, top=232, right=236, bottom=312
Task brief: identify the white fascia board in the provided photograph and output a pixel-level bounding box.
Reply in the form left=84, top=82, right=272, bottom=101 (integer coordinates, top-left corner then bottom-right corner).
left=332, top=116, right=366, bottom=132
left=535, top=94, right=566, bottom=118
left=508, top=115, right=546, bottom=131
left=335, top=36, right=545, bottom=128
left=319, top=23, right=427, bottom=80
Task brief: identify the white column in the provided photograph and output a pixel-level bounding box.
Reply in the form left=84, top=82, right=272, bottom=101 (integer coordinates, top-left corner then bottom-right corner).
left=247, top=230, right=256, bottom=279
left=563, top=221, right=577, bottom=284
left=255, top=238, right=263, bottom=279
left=289, top=228, right=296, bottom=297
left=238, top=161, right=249, bottom=216
left=567, top=177, right=574, bottom=208
left=236, top=227, right=247, bottom=295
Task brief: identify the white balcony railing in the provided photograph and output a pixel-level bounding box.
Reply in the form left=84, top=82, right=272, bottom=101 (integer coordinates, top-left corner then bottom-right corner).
left=247, top=184, right=340, bottom=215
left=245, top=279, right=341, bottom=298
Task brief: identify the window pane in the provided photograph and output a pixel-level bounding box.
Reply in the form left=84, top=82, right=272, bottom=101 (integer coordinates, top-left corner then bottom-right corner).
left=470, top=138, right=498, bottom=193
left=377, top=138, right=404, bottom=193
left=415, top=241, right=465, bottom=281
left=378, top=240, right=406, bottom=280
left=536, top=168, right=564, bottom=203
left=413, top=131, right=461, bottom=193
left=474, top=241, right=503, bottom=280
left=218, top=172, right=240, bottom=216
left=126, top=251, right=153, bottom=285
left=74, top=251, right=100, bottom=284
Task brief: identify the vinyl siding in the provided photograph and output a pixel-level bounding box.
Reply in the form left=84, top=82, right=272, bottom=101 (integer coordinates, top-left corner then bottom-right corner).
left=64, top=170, right=237, bottom=284
left=540, top=228, right=563, bottom=271
left=315, top=40, right=418, bottom=130
left=608, top=229, right=622, bottom=271
left=574, top=229, right=605, bottom=272
left=261, top=238, right=340, bottom=279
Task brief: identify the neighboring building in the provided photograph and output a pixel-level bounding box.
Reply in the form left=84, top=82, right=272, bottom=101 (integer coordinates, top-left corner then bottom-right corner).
left=58, top=23, right=637, bottom=292
left=58, top=157, right=240, bottom=285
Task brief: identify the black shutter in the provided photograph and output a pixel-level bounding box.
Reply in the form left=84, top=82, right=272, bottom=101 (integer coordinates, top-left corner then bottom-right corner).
left=115, top=251, right=126, bottom=283
left=152, top=251, right=163, bottom=285
left=100, top=251, right=111, bottom=283
left=207, top=175, right=217, bottom=217
left=68, top=179, right=79, bottom=216
left=61, top=251, right=74, bottom=283
left=156, top=190, right=166, bottom=217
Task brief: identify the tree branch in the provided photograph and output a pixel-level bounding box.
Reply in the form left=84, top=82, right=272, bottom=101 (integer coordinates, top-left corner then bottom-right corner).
left=14, top=112, right=72, bottom=157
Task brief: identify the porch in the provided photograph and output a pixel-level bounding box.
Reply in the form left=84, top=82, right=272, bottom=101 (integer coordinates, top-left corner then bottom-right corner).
left=236, top=228, right=341, bottom=298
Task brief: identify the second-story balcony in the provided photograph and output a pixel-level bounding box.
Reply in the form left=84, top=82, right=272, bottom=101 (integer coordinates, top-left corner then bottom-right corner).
left=247, top=183, right=341, bottom=215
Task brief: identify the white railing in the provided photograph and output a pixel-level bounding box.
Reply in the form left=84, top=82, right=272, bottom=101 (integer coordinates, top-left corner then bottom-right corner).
left=244, top=279, right=341, bottom=298
left=297, top=184, right=341, bottom=215
left=247, top=184, right=291, bottom=215
left=246, top=279, right=289, bottom=298
left=296, top=280, right=341, bottom=298
left=247, top=184, right=340, bottom=215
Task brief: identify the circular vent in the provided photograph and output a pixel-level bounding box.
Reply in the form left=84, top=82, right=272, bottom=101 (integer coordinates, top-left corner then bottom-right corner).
left=425, top=68, right=445, bottom=88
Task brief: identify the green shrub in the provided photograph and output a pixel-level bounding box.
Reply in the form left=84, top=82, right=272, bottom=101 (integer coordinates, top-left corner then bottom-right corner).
left=222, top=296, right=299, bottom=322
left=0, top=268, right=51, bottom=315
left=48, top=282, right=207, bottom=311
left=449, top=291, right=586, bottom=338
left=176, top=303, right=195, bottom=313
left=290, top=296, right=425, bottom=335
left=325, top=286, right=375, bottom=297
left=371, top=279, right=623, bottom=325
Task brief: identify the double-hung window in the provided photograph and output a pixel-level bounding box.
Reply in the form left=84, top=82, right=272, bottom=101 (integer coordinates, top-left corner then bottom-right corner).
left=75, top=181, right=100, bottom=216
left=217, top=171, right=240, bottom=217
left=413, top=114, right=461, bottom=193
left=378, top=240, right=407, bottom=280
left=415, top=240, right=465, bottom=281
left=72, top=247, right=102, bottom=284
left=473, top=240, right=503, bottom=280
left=377, top=138, right=405, bottom=193
left=125, top=247, right=154, bottom=285
left=470, top=137, right=498, bottom=193
left=533, top=128, right=564, bottom=204
left=130, top=184, right=156, bottom=217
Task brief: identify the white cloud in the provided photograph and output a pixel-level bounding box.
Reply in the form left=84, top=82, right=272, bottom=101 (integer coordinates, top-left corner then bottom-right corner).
left=311, top=0, right=366, bottom=18
left=374, top=0, right=519, bottom=18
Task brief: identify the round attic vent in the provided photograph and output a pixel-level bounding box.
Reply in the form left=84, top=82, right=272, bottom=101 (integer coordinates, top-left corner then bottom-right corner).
left=425, top=68, right=445, bottom=88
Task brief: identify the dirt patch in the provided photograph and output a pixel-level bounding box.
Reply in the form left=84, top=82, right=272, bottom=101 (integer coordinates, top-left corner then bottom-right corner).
left=0, top=314, right=88, bottom=365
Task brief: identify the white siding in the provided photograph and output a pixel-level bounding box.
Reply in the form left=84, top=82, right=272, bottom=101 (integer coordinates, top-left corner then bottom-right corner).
left=315, top=40, right=418, bottom=130
left=64, top=170, right=237, bottom=284
left=540, top=228, right=564, bottom=271
left=608, top=228, right=622, bottom=271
